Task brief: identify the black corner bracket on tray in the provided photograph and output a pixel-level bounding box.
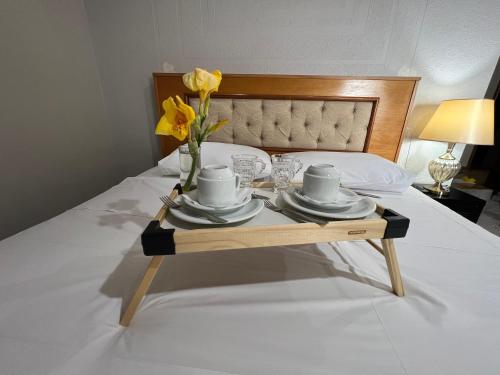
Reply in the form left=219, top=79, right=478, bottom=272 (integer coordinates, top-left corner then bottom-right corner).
left=381, top=209, right=410, bottom=239
left=141, top=221, right=176, bottom=256
left=174, top=183, right=184, bottom=195
left=140, top=182, right=183, bottom=256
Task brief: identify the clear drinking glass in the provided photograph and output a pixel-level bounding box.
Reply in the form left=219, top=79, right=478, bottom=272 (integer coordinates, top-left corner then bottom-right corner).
left=271, top=154, right=303, bottom=191
left=231, top=154, right=266, bottom=187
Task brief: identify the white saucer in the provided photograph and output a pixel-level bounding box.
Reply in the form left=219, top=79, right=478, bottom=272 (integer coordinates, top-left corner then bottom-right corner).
left=292, top=187, right=360, bottom=209
left=282, top=191, right=376, bottom=219
left=181, top=188, right=252, bottom=214
left=170, top=198, right=264, bottom=225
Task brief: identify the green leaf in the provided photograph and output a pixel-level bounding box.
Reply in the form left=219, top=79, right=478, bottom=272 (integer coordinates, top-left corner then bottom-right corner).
left=206, top=119, right=229, bottom=135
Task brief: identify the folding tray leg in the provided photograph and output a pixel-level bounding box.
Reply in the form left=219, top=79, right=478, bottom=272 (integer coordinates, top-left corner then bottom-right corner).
left=120, top=255, right=165, bottom=327
left=381, top=239, right=404, bottom=296
left=120, top=184, right=182, bottom=326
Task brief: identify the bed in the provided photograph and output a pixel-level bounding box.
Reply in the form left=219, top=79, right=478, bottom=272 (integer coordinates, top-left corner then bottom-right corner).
left=1, top=74, right=500, bottom=375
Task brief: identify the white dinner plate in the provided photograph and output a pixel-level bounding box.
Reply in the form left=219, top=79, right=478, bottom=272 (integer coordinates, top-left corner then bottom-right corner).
left=181, top=188, right=252, bottom=214
left=292, top=187, right=360, bottom=209
left=170, top=197, right=264, bottom=225
left=281, top=191, right=376, bottom=219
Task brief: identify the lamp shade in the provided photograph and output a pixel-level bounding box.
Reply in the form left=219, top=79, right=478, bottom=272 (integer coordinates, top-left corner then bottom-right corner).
left=418, top=99, right=494, bottom=145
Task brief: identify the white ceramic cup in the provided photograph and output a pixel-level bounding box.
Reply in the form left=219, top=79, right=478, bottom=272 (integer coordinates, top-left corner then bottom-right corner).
left=197, top=165, right=241, bottom=207
left=302, top=163, right=341, bottom=202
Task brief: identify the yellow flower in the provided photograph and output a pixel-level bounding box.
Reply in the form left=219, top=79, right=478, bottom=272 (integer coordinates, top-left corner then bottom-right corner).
left=183, top=68, right=222, bottom=102
left=155, top=96, right=195, bottom=141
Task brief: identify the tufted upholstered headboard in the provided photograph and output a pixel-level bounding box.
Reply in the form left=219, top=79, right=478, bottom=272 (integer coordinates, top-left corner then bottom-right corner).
left=189, top=97, right=373, bottom=152
left=153, top=74, right=420, bottom=161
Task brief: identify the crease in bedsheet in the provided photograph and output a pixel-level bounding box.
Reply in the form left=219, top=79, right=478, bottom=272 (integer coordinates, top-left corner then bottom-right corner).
left=141, top=271, right=449, bottom=320
left=71, top=206, right=155, bottom=219
left=397, top=239, right=500, bottom=256
left=0, top=275, right=120, bottom=342
left=141, top=289, right=382, bottom=313
left=48, top=324, right=122, bottom=375
left=313, top=243, right=453, bottom=321
left=119, top=299, right=399, bottom=375
left=19, top=313, right=240, bottom=375
left=101, top=351, right=241, bottom=375
left=371, top=300, right=410, bottom=375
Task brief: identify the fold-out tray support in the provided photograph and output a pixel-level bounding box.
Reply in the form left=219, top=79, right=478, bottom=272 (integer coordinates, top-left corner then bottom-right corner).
left=120, top=183, right=409, bottom=327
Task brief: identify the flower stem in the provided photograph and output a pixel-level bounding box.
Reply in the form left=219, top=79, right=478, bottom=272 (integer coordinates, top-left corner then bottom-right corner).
left=183, top=152, right=198, bottom=192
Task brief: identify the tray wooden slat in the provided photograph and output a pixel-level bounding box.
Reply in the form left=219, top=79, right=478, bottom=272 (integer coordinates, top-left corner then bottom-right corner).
left=174, top=219, right=386, bottom=253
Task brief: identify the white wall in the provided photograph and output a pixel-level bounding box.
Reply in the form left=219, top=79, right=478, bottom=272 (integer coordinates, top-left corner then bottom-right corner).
left=0, top=0, right=119, bottom=239
left=84, top=0, right=500, bottom=183
left=84, top=0, right=161, bottom=177
left=400, top=0, right=500, bottom=181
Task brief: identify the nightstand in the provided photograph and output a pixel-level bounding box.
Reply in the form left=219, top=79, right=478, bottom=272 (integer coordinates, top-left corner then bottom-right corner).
left=413, top=184, right=486, bottom=223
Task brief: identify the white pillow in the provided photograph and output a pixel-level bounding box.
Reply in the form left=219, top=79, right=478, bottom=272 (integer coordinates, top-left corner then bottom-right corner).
left=285, top=151, right=415, bottom=193
left=158, top=142, right=272, bottom=179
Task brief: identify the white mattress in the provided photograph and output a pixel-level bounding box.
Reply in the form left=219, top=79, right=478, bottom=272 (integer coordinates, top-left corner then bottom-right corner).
left=1, top=168, right=499, bottom=375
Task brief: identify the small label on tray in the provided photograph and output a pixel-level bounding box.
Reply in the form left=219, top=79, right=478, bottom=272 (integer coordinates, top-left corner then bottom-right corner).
left=348, top=230, right=367, bottom=235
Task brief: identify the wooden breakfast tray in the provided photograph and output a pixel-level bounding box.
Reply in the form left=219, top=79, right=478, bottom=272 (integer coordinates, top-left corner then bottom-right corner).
left=120, top=182, right=409, bottom=326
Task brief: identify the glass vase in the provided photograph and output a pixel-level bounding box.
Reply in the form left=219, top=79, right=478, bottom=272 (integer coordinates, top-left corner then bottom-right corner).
left=179, top=144, right=201, bottom=190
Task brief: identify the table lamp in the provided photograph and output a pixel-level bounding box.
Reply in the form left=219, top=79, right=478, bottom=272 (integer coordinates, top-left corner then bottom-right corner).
left=418, top=99, right=494, bottom=195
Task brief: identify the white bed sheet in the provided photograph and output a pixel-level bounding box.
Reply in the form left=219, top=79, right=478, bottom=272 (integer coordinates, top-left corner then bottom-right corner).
left=1, top=168, right=499, bottom=375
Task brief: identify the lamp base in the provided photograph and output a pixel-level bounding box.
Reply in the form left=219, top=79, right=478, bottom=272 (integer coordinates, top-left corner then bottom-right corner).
left=424, top=182, right=450, bottom=196
left=427, top=142, right=461, bottom=196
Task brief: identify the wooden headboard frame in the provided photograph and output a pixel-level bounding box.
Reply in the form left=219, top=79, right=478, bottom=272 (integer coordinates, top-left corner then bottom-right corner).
left=153, top=73, right=420, bottom=161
